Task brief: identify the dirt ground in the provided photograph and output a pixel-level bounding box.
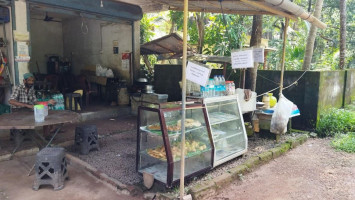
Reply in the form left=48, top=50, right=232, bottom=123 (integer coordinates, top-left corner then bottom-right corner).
left=208, top=138, right=355, bottom=200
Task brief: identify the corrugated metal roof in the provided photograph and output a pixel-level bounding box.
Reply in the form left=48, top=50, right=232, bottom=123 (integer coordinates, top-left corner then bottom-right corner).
left=117, top=0, right=326, bottom=29
left=140, top=33, right=192, bottom=55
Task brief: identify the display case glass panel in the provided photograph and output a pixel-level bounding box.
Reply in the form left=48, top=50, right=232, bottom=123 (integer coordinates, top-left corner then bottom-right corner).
left=204, top=95, right=248, bottom=167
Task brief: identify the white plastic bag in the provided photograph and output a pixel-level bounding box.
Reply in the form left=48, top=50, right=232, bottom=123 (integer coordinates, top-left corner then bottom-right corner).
left=106, top=69, right=114, bottom=78
left=96, top=64, right=102, bottom=76
left=270, top=94, right=294, bottom=134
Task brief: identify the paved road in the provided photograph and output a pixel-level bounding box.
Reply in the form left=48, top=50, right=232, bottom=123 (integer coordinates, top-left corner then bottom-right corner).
left=208, top=138, right=355, bottom=200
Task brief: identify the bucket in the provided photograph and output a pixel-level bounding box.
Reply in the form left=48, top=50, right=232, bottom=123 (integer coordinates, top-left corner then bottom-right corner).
left=118, top=87, right=129, bottom=105
left=34, top=105, right=45, bottom=122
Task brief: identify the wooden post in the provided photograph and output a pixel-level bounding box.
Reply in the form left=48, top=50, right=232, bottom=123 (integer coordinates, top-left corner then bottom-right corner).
left=279, top=18, right=289, bottom=95
left=180, top=0, right=188, bottom=199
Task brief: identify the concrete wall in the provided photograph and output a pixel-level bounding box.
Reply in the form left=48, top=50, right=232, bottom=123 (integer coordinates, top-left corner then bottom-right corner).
left=29, top=15, right=64, bottom=74
left=344, top=69, right=355, bottom=105
left=62, top=18, right=133, bottom=80
left=154, top=67, right=352, bottom=130
left=256, top=70, right=348, bottom=130
left=317, top=70, right=345, bottom=116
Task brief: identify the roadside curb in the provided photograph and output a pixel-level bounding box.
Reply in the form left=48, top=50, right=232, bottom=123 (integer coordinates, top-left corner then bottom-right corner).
left=188, top=134, right=309, bottom=200
left=66, top=153, right=142, bottom=197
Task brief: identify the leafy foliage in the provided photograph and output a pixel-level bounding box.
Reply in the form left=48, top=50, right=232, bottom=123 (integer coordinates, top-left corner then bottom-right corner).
left=331, top=132, right=355, bottom=153
left=203, top=14, right=250, bottom=56
left=316, top=108, right=355, bottom=137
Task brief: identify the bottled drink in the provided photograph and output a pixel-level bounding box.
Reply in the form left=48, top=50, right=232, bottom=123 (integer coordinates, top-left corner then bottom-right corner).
left=219, top=75, right=226, bottom=96
left=208, top=78, right=215, bottom=97
left=200, top=85, right=209, bottom=98
left=231, top=81, right=235, bottom=95
left=214, top=75, right=220, bottom=96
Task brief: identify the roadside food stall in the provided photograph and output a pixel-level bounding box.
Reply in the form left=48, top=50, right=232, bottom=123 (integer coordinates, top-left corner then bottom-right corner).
left=132, top=0, right=326, bottom=195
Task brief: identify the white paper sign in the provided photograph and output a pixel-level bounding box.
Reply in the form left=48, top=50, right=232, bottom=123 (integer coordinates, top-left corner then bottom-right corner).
left=186, top=62, right=211, bottom=86
left=253, top=48, right=264, bottom=63
left=231, top=50, right=254, bottom=69
left=122, top=59, right=129, bottom=70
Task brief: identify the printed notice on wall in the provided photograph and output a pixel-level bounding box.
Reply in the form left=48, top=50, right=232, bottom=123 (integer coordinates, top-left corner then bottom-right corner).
left=231, top=49, right=254, bottom=69
left=186, top=61, right=211, bottom=86
left=253, top=48, right=264, bottom=63
left=15, top=41, right=30, bottom=62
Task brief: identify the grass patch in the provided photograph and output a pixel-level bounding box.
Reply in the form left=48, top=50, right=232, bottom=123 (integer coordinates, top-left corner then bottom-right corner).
left=316, top=108, right=355, bottom=137
left=331, top=132, right=355, bottom=153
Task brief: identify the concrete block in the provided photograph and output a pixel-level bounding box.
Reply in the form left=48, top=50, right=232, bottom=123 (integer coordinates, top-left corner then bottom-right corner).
left=228, top=164, right=249, bottom=179
left=258, top=151, right=273, bottom=163
left=278, top=143, right=291, bottom=153
left=213, top=173, right=234, bottom=189
left=155, top=192, right=177, bottom=200
left=243, top=156, right=260, bottom=169
left=189, top=180, right=217, bottom=200
left=297, top=134, right=308, bottom=144
left=269, top=147, right=284, bottom=158
left=287, top=138, right=301, bottom=149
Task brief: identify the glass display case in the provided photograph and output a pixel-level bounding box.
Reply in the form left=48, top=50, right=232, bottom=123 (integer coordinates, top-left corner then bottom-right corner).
left=203, top=95, right=248, bottom=167
left=136, top=102, right=213, bottom=188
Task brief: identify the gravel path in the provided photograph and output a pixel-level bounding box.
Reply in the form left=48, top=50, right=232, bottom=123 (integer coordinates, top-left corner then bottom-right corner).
left=207, top=138, right=355, bottom=200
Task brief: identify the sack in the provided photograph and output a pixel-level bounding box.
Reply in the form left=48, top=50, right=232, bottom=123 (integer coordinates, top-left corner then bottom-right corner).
left=270, top=94, right=294, bottom=134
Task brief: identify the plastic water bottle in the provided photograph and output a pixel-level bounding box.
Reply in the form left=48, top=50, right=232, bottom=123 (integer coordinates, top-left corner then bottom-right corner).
left=214, top=75, right=220, bottom=96
left=208, top=78, right=215, bottom=97
left=200, top=85, right=208, bottom=98
left=220, top=75, right=226, bottom=96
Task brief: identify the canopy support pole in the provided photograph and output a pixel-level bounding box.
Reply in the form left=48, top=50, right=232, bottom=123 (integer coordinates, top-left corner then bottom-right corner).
left=279, top=18, right=289, bottom=95
left=180, top=0, right=188, bottom=199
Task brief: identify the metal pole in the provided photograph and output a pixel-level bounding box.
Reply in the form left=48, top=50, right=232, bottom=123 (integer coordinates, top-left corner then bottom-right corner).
left=279, top=18, right=289, bottom=95
left=180, top=0, right=188, bottom=199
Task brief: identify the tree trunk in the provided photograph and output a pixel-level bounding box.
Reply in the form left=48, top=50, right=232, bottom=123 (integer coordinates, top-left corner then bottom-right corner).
left=339, top=0, right=347, bottom=69
left=302, top=0, right=324, bottom=70
left=142, top=55, right=153, bottom=74
left=245, top=15, right=262, bottom=91
left=195, top=12, right=205, bottom=54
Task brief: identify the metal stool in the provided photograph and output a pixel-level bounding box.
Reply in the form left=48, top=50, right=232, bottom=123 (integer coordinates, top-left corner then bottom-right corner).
left=75, top=125, right=99, bottom=155
left=33, top=147, right=68, bottom=191
left=65, top=93, right=82, bottom=111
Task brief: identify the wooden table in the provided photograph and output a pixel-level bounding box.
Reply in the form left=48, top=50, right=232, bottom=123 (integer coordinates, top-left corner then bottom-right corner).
left=0, top=110, right=80, bottom=156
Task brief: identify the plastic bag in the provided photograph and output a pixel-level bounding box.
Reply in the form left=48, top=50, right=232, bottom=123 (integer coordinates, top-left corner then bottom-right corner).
left=270, top=94, right=294, bottom=134
left=106, top=69, right=114, bottom=78
left=96, top=64, right=102, bottom=76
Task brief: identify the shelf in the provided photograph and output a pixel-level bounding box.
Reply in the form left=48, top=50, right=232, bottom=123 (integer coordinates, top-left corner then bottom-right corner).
left=215, top=146, right=245, bottom=161
left=139, top=163, right=167, bottom=183
left=140, top=147, right=211, bottom=162
left=212, top=130, right=244, bottom=143
left=208, top=112, right=239, bottom=125
left=140, top=124, right=206, bottom=137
